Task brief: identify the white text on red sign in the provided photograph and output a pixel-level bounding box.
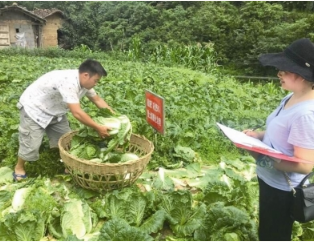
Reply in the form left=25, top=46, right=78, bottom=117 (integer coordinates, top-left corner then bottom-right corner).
left=147, top=109, right=162, bottom=126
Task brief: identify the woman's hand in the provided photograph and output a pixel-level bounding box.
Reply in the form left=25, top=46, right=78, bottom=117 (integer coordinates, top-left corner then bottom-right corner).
left=243, top=129, right=265, bottom=140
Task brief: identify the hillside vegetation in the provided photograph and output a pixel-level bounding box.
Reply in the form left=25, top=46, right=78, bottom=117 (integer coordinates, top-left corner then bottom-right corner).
left=2, top=1, right=314, bottom=76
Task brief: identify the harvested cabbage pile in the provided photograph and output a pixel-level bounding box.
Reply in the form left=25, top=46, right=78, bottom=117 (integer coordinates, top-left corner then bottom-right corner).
left=69, top=108, right=139, bottom=163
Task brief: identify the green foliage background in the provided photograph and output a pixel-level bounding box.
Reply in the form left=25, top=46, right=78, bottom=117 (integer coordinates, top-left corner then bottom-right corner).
left=1, top=1, right=314, bottom=75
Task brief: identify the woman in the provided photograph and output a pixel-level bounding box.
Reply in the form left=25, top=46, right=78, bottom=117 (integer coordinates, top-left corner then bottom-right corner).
left=244, top=38, right=314, bottom=241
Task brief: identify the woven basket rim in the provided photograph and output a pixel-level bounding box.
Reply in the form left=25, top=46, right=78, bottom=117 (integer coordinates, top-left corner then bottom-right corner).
left=58, top=130, right=154, bottom=168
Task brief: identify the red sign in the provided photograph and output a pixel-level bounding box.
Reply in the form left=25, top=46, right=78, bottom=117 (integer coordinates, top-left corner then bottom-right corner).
left=145, top=90, right=165, bottom=134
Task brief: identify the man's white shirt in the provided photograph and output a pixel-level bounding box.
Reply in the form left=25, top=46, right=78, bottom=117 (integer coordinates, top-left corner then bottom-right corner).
left=18, top=69, right=96, bottom=128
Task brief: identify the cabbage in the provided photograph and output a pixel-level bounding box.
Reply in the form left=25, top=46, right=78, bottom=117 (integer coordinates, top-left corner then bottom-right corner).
left=0, top=167, right=14, bottom=184
left=61, top=199, right=93, bottom=239
left=70, top=108, right=134, bottom=163
left=94, top=117, right=121, bottom=135
left=12, top=187, right=33, bottom=212
left=121, top=153, right=139, bottom=162
left=102, top=152, right=138, bottom=163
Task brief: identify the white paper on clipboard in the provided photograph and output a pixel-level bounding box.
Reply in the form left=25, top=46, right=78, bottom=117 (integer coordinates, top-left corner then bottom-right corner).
left=216, top=122, right=313, bottom=164
left=216, top=123, right=279, bottom=152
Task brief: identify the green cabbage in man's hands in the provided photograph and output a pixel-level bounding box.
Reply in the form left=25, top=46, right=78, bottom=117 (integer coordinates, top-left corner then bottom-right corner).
left=69, top=108, right=135, bottom=163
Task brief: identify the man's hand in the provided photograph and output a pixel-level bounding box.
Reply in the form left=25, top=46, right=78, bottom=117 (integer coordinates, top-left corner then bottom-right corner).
left=68, top=103, right=111, bottom=138
left=95, top=124, right=111, bottom=139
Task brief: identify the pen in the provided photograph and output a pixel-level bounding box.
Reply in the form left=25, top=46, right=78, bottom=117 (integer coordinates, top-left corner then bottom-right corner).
left=244, top=124, right=264, bottom=134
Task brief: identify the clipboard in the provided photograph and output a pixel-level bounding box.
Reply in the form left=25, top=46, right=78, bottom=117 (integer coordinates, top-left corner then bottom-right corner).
left=217, top=122, right=313, bottom=164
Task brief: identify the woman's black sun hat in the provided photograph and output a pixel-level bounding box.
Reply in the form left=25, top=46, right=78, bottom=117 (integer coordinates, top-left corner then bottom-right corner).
left=259, top=38, right=314, bottom=82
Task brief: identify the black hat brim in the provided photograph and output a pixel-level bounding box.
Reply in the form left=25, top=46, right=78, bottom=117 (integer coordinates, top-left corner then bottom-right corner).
left=259, top=52, right=314, bottom=82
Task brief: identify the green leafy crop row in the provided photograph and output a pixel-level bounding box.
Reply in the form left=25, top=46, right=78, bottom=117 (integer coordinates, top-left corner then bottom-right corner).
left=0, top=52, right=284, bottom=171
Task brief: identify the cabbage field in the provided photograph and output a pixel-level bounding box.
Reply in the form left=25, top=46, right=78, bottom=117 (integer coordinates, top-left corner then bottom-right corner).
left=0, top=51, right=313, bottom=240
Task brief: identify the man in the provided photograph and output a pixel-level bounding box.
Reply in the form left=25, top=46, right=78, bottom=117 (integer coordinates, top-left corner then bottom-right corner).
left=13, top=59, right=114, bottom=181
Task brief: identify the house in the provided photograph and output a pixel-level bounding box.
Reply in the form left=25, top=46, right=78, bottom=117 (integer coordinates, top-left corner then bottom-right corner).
left=0, top=3, right=64, bottom=48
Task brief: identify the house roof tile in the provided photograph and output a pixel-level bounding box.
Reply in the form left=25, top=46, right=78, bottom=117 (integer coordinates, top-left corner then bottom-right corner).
left=32, top=8, right=63, bottom=18
left=0, top=3, right=63, bottom=22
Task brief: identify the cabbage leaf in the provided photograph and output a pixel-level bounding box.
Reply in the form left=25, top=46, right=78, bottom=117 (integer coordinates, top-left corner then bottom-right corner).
left=70, top=108, right=133, bottom=163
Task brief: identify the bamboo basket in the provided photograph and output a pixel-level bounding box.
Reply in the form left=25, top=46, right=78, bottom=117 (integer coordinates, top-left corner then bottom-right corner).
left=58, top=131, right=154, bottom=192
